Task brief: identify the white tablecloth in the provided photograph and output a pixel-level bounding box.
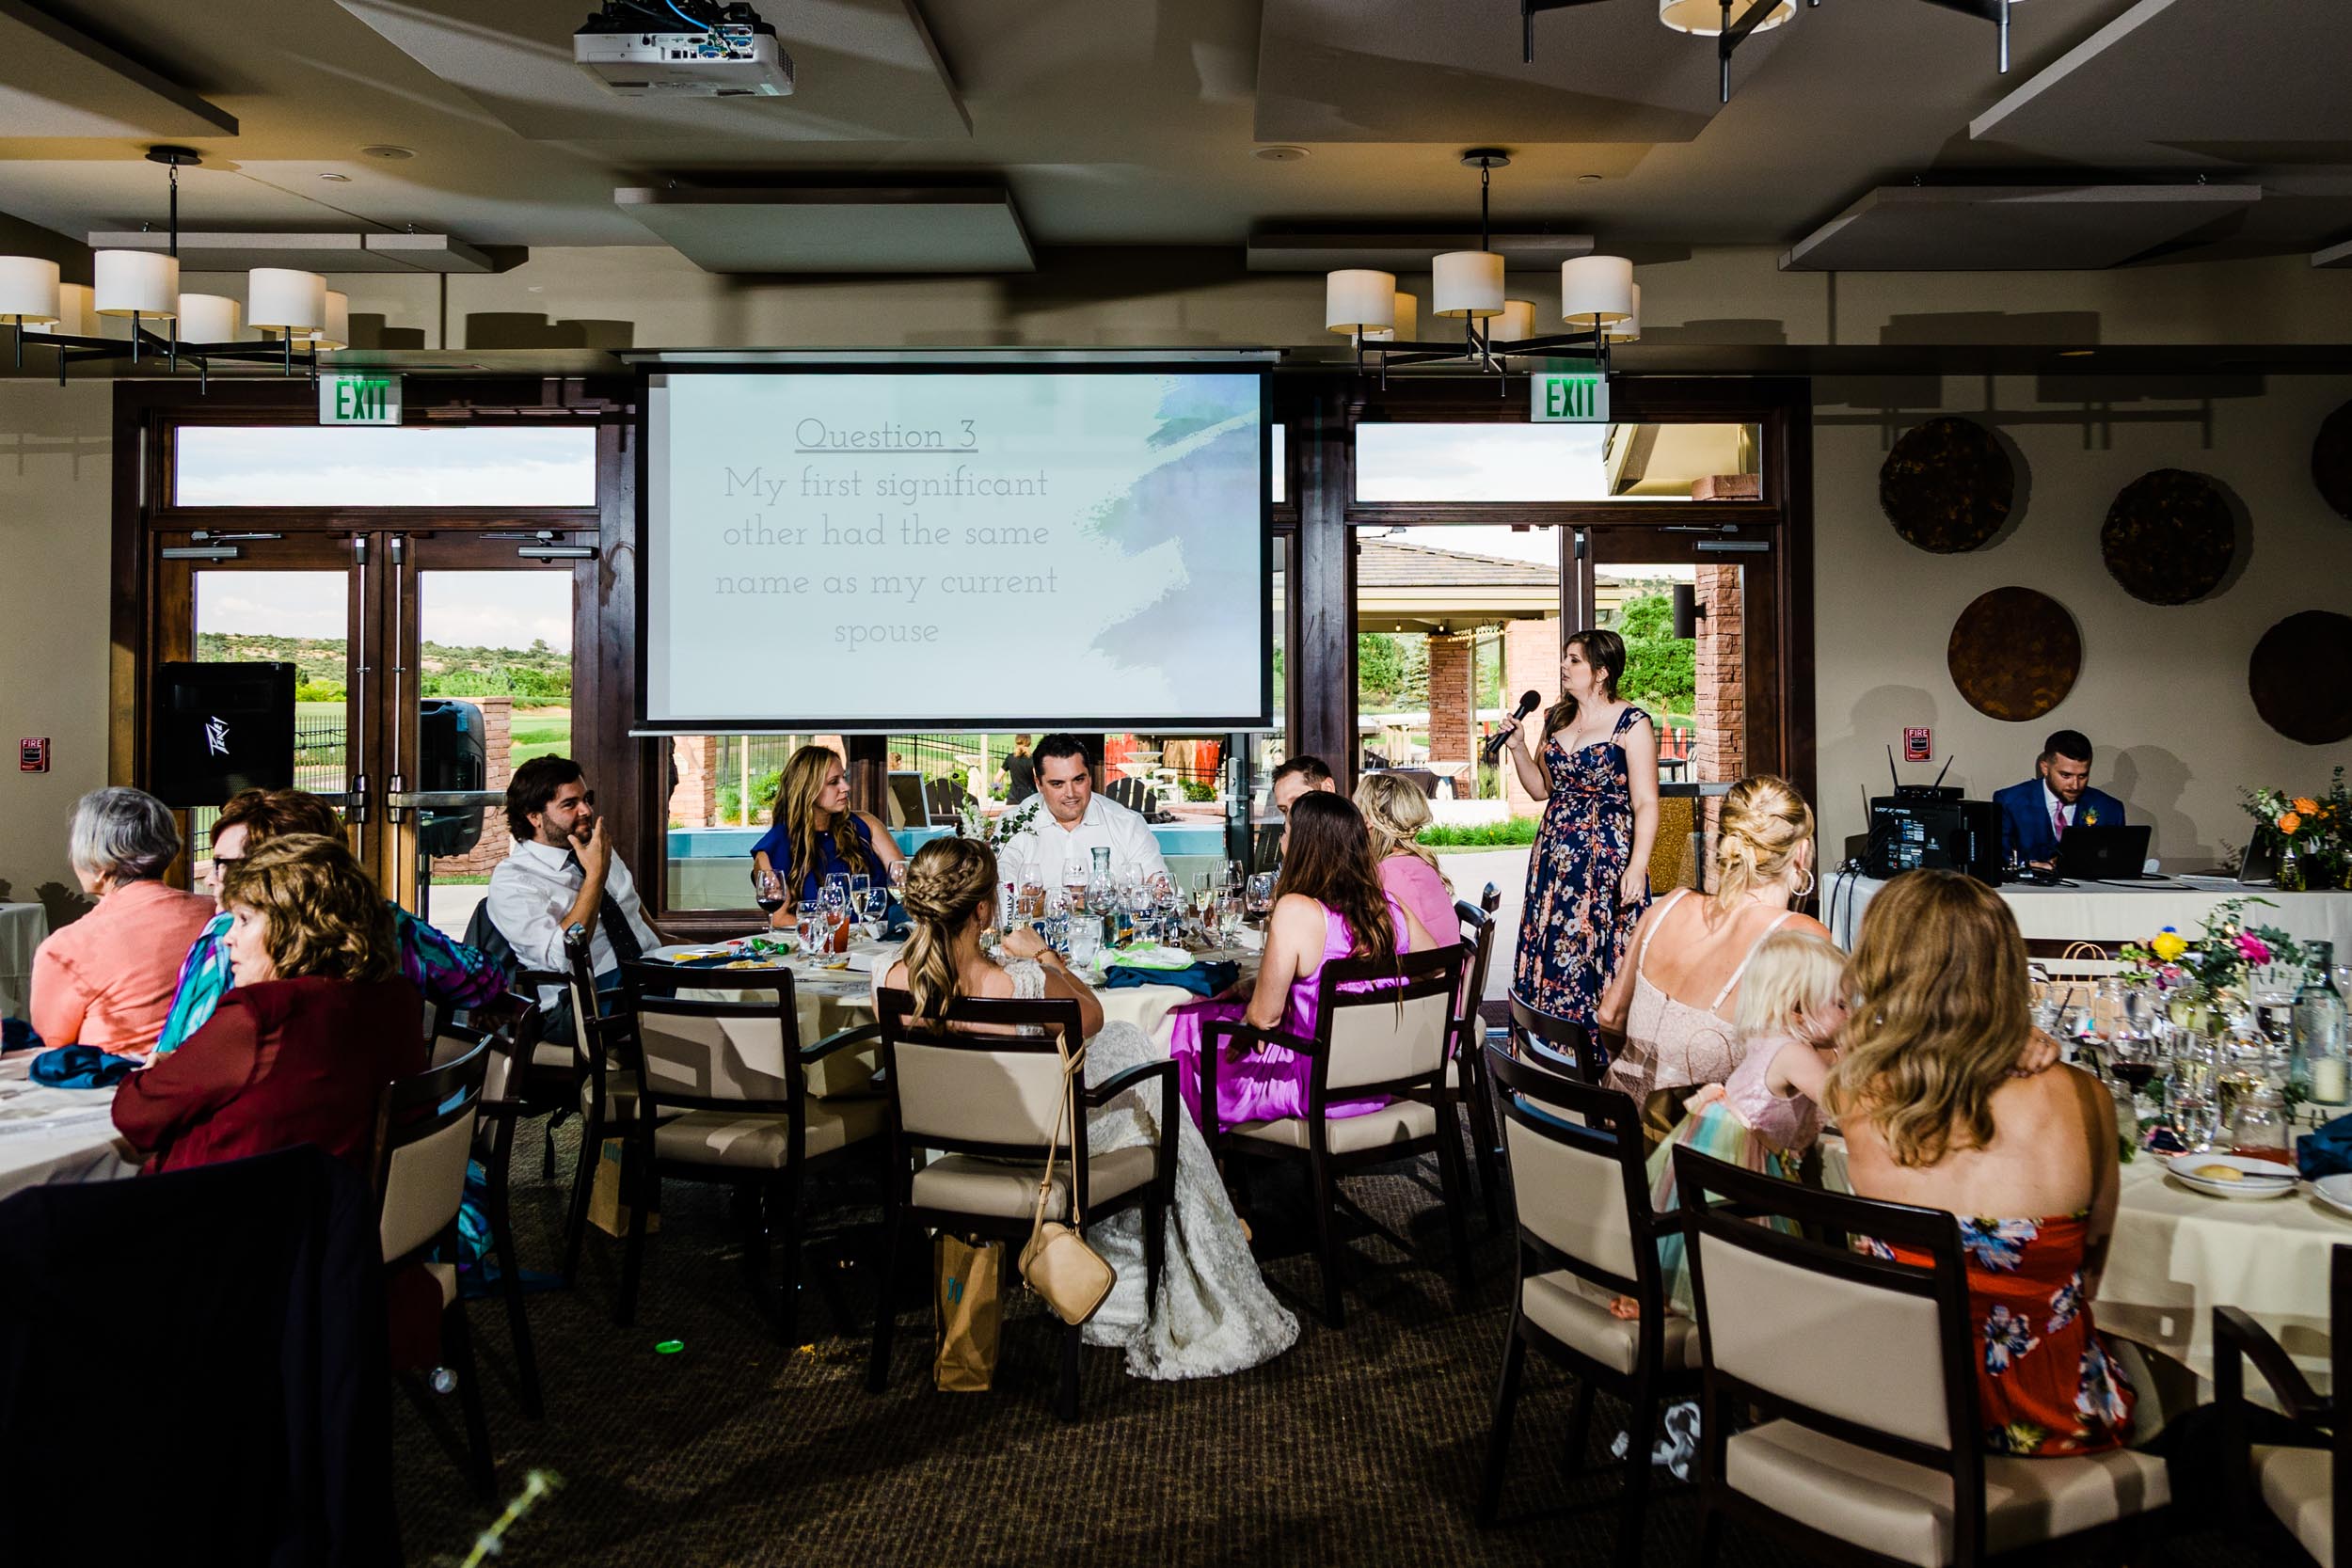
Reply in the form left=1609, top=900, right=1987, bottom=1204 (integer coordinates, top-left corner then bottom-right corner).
left=0, top=1056, right=138, bottom=1203
left=0, top=902, right=47, bottom=1023
left=1829, top=876, right=2352, bottom=956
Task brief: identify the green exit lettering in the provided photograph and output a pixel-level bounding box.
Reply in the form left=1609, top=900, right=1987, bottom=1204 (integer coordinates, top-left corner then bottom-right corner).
left=1532, top=371, right=1607, bottom=423
left=320, top=373, right=401, bottom=426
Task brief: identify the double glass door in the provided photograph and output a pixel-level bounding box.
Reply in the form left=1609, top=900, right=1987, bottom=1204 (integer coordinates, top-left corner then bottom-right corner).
left=155, top=530, right=581, bottom=939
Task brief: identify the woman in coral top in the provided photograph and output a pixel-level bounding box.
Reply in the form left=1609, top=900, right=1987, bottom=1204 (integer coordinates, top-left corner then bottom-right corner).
left=29, top=788, right=216, bottom=1053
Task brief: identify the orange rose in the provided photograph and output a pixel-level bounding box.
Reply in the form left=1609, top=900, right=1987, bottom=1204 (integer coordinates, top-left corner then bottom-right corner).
left=2280, top=811, right=2304, bottom=834
left=2294, top=797, right=2320, bottom=815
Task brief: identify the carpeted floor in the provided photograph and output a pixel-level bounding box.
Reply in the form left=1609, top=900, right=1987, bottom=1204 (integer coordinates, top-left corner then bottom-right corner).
left=390, top=1117, right=2268, bottom=1566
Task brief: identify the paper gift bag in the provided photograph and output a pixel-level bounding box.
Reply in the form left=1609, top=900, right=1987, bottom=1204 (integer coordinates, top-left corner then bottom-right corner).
left=588, top=1136, right=659, bottom=1237
left=932, top=1233, right=1003, bottom=1392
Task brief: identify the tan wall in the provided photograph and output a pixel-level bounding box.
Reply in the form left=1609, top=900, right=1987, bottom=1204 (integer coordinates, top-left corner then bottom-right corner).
left=1813, top=372, right=2352, bottom=869
left=0, top=381, right=112, bottom=920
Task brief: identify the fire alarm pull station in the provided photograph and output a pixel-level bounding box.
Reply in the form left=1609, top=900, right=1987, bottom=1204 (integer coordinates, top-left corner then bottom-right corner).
left=1903, top=727, right=1931, bottom=764
left=20, top=738, right=49, bottom=773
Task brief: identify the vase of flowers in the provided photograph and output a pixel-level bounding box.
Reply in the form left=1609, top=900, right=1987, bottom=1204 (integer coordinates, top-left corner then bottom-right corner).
left=2245, top=768, right=2348, bottom=891
left=2119, top=896, right=2306, bottom=1031
left=958, top=794, right=1040, bottom=848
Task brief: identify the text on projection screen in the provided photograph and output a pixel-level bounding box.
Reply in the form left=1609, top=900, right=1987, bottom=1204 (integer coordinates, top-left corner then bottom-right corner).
left=646, top=372, right=1265, bottom=726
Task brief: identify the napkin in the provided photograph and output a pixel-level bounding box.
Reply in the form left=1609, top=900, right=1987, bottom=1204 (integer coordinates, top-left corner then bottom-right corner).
left=2, top=1017, right=40, bottom=1053
left=2296, top=1113, right=2352, bottom=1180
left=1102, top=958, right=1239, bottom=999
left=28, top=1045, right=136, bottom=1090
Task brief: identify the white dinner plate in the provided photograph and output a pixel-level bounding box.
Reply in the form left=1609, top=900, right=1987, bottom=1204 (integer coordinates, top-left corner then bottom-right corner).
left=648, top=942, right=740, bottom=962
left=2164, top=1151, right=2299, bottom=1200
left=2309, top=1174, right=2352, bottom=1219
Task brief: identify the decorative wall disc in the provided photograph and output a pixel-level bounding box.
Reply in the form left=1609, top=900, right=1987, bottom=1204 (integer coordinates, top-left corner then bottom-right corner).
left=1880, top=416, right=2014, bottom=553
left=1947, top=587, right=2080, bottom=721
left=2249, top=610, right=2352, bottom=745
left=2313, top=400, right=2352, bottom=523
left=2101, top=468, right=2234, bottom=604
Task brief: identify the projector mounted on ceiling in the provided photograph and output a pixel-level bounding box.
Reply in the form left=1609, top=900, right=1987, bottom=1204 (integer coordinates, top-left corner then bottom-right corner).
left=573, top=1, right=793, bottom=97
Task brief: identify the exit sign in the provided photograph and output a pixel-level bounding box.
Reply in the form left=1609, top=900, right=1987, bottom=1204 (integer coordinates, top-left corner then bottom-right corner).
left=320, top=373, right=401, bottom=426
left=1531, top=368, right=1609, bottom=423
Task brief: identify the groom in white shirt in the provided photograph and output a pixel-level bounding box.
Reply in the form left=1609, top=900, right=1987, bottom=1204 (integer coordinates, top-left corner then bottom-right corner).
left=994, top=734, right=1170, bottom=889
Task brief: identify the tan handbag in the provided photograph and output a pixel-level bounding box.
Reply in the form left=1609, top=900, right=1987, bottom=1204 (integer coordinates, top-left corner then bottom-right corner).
left=1017, top=1035, right=1118, bottom=1327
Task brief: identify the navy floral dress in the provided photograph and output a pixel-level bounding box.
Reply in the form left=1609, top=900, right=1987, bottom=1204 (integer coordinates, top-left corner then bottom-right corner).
left=1512, top=705, right=1650, bottom=1040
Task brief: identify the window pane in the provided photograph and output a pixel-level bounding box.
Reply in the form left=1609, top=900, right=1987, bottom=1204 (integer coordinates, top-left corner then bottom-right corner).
left=174, top=427, right=596, bottom=508
left=1354, top=421, right=1760, bottom=502
left=1270, top=424, right=1286, bottom=503
left=663, top=733, right=818, bottom=911
left=190, top=569, right=353, bottom=872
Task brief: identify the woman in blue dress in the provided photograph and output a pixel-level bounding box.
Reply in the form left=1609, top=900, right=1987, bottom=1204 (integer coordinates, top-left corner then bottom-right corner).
left=750, top=745, right=907, bottom=920
left=1498, top=628, right=1661, bottom=1050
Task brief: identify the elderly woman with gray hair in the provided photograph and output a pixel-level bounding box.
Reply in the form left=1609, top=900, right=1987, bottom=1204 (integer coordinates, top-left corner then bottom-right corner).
left=29, top=787, right=216, bottom=1053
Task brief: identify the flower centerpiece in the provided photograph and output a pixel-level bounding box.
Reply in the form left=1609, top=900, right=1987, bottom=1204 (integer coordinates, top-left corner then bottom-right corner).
left=958, top=794, right=1041, bottom=849
left=2243, top=767, right=2349, bottom=891
left=2119, top=896, right=2305, bottom=1031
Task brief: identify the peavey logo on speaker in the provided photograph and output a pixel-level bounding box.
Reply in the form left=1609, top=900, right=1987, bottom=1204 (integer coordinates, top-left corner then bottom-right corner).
left=204, top=716, right=230, bottom=757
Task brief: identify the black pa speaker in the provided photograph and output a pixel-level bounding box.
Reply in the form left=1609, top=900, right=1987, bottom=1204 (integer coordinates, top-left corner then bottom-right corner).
left=417, top=699, right=487, bottom=858
left=149, top=662, right=296, bottom=810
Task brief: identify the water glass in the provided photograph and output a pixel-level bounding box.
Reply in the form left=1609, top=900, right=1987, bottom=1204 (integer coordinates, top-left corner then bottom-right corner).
left=1067, top=919, right=1101, bottom=972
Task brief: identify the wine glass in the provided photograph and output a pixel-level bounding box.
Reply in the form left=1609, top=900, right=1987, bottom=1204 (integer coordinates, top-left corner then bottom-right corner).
left=1124, top=878, right=1158, bottom=947
left=854, top=879, right=889, bottom=937
left=1215, top=890, right=1246, bottom=946
left=1246, top=871, right=1278, bottom=922
left=1191, top=871, right=1217, bottom=933
left=1224, top=859, right=1247, bottom=893
left=752, top=866, right=787, bottom=927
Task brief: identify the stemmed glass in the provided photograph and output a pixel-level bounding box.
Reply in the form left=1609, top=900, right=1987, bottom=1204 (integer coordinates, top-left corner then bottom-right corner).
left=819, top=874, right=850, bottom=952
left=752, top=866, right=787, bottom=927
left=1191, top=871, right=1218, bottom=938
left=852, top=875, right=889, bottom=937
left=1123, top=878, right=1157, bottom=947
left=1224, top=859, right=1246, bottom=893
left=1152, top=874, right=1185, bottom=949
left=1246, top=871, right=1278, bottom=923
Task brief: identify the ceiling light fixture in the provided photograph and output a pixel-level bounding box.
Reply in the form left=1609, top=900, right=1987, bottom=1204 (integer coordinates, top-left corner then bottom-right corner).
left=1323, top=149, right=1633, bottom=386
left=2, top=147, right=333, bottom=388
left=1521, top=0, right=2017, bottom=102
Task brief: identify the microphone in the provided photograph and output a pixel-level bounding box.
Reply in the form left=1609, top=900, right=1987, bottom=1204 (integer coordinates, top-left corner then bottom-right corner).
left=1482, top=690, right=1544, bottom=763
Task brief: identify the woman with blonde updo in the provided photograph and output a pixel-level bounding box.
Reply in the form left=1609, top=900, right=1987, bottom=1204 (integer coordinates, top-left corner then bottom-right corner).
left=750, top=744, right=906, bottom=922
left=1593, top=774, right=1831, bottom=1145
left=875, top=837, right=1298, bottom=1383
left=1355, top=771, right=1461, bottom=950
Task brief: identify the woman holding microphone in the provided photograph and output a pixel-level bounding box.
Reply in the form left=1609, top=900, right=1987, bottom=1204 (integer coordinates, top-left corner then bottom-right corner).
left=1497, top=628, right=1660, bottom=1051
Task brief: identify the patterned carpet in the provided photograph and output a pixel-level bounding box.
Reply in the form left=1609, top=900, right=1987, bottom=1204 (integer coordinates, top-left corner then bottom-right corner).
left=389, top=1117, right=2277, bottom=1567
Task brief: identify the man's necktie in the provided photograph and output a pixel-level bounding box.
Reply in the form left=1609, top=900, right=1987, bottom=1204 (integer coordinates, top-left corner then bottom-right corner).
left=2052, top=802, right=2069, bottom=843
left=565, top=849, right=644, bottom=965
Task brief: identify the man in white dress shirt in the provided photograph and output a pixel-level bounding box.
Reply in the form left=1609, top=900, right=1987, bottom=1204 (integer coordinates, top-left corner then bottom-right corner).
left=485, top=754, right=664, bottom=998
left=993, top=734, right=1170, bottom=889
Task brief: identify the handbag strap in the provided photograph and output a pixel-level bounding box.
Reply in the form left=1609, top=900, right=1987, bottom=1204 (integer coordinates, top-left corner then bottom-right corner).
left=1030, top=1028, right=1089, bottom=1232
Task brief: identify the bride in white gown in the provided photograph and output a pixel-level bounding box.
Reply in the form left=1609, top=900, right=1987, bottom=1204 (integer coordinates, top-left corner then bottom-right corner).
left=877, top=838, right=1296, bottom=1382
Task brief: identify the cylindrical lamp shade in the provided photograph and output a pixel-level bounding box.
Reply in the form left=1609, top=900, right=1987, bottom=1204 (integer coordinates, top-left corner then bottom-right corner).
left=1433, top=250, right=1504, bottom=318
left=308, top=290, right=349, bottom=351
left=248, top=266, right=326, bottom=333
left=1367, top=291, right=1420, bottom=343
left=1659, top=0, right=1794, bottom=34
left=28, top=283, right=94, bottom=337
left=1486, top=298, right=1536, bottom=345
left=175, top=292, right=241, bottom=343
left=1561, top=254, right=1635, bottom=326
left=94, top=249, right=177, bottom=318
left=0, top=256, right=60, bottom=325
left=1325, top=269, right=1396, bottom=335
left=1606, top=284, right=1643, bottom=342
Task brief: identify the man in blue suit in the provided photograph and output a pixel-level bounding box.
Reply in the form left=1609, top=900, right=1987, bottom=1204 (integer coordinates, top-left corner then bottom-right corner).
left=1993, top=729, right=2127, bottom=868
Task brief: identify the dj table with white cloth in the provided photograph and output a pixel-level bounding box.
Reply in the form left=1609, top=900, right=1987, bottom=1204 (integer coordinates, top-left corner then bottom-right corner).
left=1828, top=875, right=2352, bottom=955
left=0, top=902, right=49, bottom=1022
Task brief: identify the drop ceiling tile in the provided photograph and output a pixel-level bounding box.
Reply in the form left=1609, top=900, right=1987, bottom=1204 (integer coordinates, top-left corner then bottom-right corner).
left=612, top=184, right=1032, bottom=273
left=0, top=0, right=236, bottom=138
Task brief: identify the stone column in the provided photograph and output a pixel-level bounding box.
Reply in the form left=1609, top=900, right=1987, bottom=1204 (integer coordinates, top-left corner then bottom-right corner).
left=1423, top=632, right=1473, bottom=795
left=668, top=735, right=720, bottom=828
left=1692, top=565, right=1747, bottom=854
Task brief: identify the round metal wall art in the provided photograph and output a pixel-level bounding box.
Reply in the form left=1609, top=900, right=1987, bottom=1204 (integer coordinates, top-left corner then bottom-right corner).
left=2101, top=468, right=2234, bottom=605
left=2249, top=610, right=2352, bottom=746
left=1879, top=416, right=2014, bottom=553
left=1947, top=587, right=2081, bottom=721
left=2313, top=400, right=2352, bottom=523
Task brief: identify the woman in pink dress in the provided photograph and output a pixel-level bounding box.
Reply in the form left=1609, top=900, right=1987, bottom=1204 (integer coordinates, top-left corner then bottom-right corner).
left=1170, top=793, right=1437, bottom=1134
left=1355, top=771, right=1461, bottom=950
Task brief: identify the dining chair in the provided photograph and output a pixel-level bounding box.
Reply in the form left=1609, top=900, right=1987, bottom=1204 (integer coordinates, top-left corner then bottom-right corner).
left=429, top=994, right=546, bottom=1419
left=1477, top=1045, right=1699, bottom=1567
left=373, top=1038, right=495, bottom=1502
left=2217, top=1243, right=2349, bottom=1567
left=866, top=988, right=1176, bottom=1419
left=1422, top=884, right=1503, bottom=1227
left=1200, top=942, right=1470, bottom=1329
left=613, top=958, right=885, bottom=1341
left=557, top=932, right=657, bottom=1290
left=1676, top=1146, right=2170, bottom=1568
left=1509, top=995, right=1609, bottom=1083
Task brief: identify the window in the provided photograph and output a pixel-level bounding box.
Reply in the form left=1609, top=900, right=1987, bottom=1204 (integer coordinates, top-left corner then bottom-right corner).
left=1354, top=421, right=1760, bottom=503
left=1270, top=424, right=1286, bottom=504
left=173, top=427, right=597, bottom=508
left=662, top=733, right=815, bottom=910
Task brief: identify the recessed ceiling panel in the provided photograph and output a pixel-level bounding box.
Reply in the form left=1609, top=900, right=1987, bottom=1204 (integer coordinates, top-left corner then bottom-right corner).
left=2316, top=238, right=2352, bottom=269
left=1248, top=230, right=1594, bottom=272
left=336, top=0, right=969, bottom=145
left=612, top=185, right=1031, bottom=273
left=1781, top=184, right=2262, bottom=271
left=85, top=230, right=500, bottom=273
left=1971, top=0, right=2352, bottom=165
left=1255, top=0, right=1791, bottom=143
left=0, top=0, right=236, bottom=138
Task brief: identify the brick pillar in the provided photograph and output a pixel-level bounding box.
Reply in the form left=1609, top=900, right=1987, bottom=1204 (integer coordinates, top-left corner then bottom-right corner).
left=430, top=695, right=515, bottom=878
left=669, top=736, right=720, bottom=828
left=1424, top=632, right=1473, bottom=794
left=1501, top=616, right=1560, bottom=816
left=1692, top=566, right=1747, bottom=852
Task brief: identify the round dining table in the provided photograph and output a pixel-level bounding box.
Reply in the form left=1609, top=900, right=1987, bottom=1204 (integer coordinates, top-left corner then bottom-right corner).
left=0, top=1055, right=140, bottom=1204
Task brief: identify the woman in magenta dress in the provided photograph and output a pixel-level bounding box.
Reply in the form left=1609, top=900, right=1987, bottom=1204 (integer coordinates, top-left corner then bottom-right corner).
left=1500, top=628, right=1660, bottom=1047
left=1171, top=792, right=1437, bottom=1134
